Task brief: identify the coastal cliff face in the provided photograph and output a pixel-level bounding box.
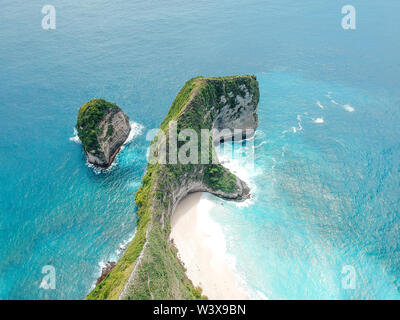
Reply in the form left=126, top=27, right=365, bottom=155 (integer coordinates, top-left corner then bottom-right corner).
left=76, top=99, right=131, bottom=168
left=87, top=76, right=259, bottom=300
left=214, top=81, right=258, bottom=142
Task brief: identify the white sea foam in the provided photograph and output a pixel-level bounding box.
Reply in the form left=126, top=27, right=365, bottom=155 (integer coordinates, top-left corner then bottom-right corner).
left=216, top=144, right=259, bottom=208
left=256, top=290, right=270, bottom=300
left=98, top=260, right=107, bottom=270
left=271, top=157, right=277, bottom=170
left=253, top=141, right=268, bottom=149
left=326, top=92, right=340, bottom=105
left=316, top=101, right=326, bottom=109
left=297, top=115, right=303, bottom=131
left=327, top=92, right=355, bottom=113
left=124, top=121, right=144, bottom=145
left=69, top=128, right=81, bottom=144
left=283, top=115, right=303, bottom=134
left=218, top=151, right=255, bottom=185
left=343, top=104, right=355, bottom=112
left=313, top=117, right=324, bottom=124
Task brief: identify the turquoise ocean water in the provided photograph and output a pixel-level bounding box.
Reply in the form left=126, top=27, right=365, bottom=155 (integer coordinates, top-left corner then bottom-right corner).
left=0, top=1, right=399, bottom=299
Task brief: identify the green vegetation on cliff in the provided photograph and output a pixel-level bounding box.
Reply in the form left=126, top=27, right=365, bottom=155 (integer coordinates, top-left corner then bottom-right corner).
left=76, top=99, right=119, bottom=154
left=204, top=164, right=236, bottom=193
left=86, top=75, right=259, bottom=300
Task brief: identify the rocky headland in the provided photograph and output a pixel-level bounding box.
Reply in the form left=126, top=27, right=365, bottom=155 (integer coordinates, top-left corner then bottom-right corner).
left=86, top=75, right=259, bottom=300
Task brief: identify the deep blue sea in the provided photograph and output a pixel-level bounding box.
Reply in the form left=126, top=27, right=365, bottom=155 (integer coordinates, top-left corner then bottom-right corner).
left=0, top=1, right=399, bottom=299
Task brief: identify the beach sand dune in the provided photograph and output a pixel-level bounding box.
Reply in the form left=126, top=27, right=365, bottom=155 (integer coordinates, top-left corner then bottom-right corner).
left=170, top=192, right=248, bottom=300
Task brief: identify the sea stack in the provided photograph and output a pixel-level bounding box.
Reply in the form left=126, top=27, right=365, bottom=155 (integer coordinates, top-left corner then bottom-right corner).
left=76, top=99, right=131, bottom=168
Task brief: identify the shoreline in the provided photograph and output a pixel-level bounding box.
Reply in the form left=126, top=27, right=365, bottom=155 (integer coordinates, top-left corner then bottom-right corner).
left=170, top=192, right=249, bottom=300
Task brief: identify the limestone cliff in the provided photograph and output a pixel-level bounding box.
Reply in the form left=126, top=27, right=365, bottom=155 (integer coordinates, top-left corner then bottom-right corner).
left=76, top=99, right=131, bottom=168
left=86, top=75, right=259, bottom=300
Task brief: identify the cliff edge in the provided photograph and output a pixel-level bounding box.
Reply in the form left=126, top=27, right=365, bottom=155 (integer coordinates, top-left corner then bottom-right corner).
left=76, top=99, right=131, bottom=168
left=87, top=75, right=259, bottom=300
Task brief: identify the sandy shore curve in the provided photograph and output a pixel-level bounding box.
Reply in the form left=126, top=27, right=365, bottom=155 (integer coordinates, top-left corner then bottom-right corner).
left=170, top=192, right=248, bottom=300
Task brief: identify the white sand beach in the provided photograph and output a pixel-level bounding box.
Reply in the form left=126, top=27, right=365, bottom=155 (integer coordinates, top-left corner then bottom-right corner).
left=170, top=192, right=248, bottom=300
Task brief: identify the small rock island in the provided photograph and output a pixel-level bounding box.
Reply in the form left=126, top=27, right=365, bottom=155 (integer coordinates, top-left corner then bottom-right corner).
left=76, top=99, right=131, bottom=168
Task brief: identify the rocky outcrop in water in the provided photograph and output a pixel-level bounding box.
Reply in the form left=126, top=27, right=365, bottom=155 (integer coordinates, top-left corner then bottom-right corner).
left=76, top=99, right=131, bottom=168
